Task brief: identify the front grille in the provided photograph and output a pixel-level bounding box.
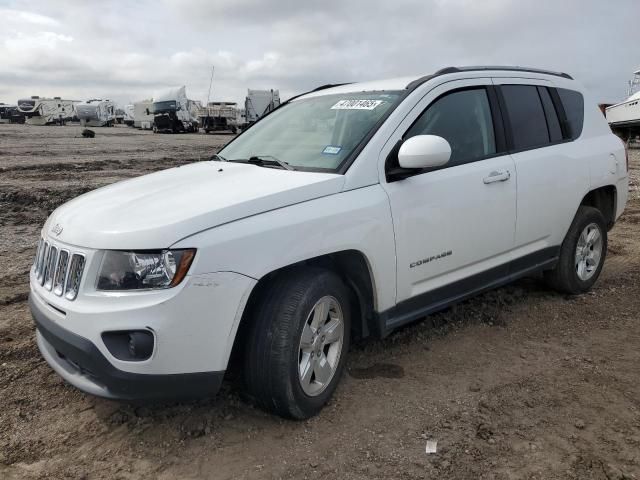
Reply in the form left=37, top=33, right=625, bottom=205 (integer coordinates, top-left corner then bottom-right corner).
left=33, top=237, right=85, bottom=301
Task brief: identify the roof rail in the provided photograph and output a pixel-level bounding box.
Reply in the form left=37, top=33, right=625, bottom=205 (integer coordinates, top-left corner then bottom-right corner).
left=405, top=65, right=573, bottom=90
left=284, top=82, right=353, bottom=104
left=310, top=83, right=353, bottom=92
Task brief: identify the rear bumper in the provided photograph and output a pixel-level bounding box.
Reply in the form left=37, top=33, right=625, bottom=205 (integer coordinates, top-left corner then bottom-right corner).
left=31, top=295, right=224, bottom=401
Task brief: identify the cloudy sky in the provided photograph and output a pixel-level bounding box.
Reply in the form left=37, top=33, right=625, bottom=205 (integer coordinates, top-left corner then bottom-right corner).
left=1, top=0, right=638, bottom=107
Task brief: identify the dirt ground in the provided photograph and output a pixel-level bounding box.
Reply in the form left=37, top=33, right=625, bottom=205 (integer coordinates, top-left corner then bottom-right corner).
left=1, top=123, right=639, bottom=480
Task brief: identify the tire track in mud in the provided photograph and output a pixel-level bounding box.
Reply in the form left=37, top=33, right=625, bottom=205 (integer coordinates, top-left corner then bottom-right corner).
left=1, top=126, right=640, bottom=480
left=0, top=125, right=229, bottom=307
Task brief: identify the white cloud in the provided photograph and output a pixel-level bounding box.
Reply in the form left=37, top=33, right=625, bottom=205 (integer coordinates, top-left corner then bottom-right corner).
left=0, top=0, right=638, bottom=106
left=0, top=8, right=59, bottom=27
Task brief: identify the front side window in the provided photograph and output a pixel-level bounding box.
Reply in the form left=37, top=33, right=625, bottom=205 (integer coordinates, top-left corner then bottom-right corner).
left=501, top=85, right=549, bottom=150
left=405, top=88, right=496, bottom=167
left=219, top=92, right=402, bottom=172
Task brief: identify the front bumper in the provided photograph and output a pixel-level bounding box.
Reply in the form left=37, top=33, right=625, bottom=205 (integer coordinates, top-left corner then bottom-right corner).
left=31, top=295, right=224, bottom=401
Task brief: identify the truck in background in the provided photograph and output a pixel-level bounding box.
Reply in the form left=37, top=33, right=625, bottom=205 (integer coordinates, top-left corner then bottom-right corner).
left=0, top=103, right=25, bottom=124
left=241, top=89, right=280, bottom=128
left=199, top=102, right=241, bottom=134
left=151, top=86, right=200, bottom=133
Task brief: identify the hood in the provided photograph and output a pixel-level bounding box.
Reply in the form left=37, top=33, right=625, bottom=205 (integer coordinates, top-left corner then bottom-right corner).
left=45, top=161, right=345, bottom=249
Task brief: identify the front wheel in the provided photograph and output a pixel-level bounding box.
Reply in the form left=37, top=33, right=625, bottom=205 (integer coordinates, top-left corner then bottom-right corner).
left=544, top=206, right=607, bottom=294
left=244, top=268, right=351, bottom=419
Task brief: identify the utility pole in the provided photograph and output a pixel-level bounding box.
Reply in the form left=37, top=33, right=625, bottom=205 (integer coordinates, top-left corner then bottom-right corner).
left=206, top=65, right=215, bottom=109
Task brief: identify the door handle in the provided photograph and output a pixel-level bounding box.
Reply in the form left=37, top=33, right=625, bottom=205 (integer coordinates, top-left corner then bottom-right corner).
left=483, top=170, right=511, bottom=184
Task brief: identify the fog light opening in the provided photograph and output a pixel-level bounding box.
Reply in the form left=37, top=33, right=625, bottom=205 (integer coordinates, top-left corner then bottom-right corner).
left=102, top=330, right=154, bottom=361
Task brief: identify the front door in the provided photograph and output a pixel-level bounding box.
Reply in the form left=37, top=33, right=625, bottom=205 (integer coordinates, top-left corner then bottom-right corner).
left=381, top=79, right=517, bottom=320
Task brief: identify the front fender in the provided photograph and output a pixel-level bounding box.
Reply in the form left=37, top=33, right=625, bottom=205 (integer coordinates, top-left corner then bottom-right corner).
left=171, top=185, right=397, bottom=314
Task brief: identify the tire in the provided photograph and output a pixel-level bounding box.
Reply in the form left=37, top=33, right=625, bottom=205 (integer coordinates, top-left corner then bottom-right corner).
left=244, top=268, right=351, bottom=419
left=544, top=206, right=607, bottom=294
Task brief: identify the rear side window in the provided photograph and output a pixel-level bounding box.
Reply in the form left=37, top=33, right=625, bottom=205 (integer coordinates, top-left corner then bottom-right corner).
left=557, top=88, right=584, bottom=139
left=501, top=85, right=549, bottom=150
left=405, top=88, right=496, bottom=167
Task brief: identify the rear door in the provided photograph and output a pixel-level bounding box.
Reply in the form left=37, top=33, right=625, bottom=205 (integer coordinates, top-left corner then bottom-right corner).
left=380, top=79, right=517, bottom=312
left=493, top=79, right=589, bottom=260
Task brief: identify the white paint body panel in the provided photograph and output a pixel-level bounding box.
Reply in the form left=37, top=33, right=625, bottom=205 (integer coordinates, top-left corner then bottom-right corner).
left=45, top=161, right=345, bottom=250
left=31, top=69, right=629, bottom=380
left=378, top=78, right=517, bottom=302
left=397, top=134, right=452, bottom=169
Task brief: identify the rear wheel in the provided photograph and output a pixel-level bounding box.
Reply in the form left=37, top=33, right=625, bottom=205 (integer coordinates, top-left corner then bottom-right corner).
left=244, top=268, right=351, bottom=419
left=544, top=206, right=607, bottom=294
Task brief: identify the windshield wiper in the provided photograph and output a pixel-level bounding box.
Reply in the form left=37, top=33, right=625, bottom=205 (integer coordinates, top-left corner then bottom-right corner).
left=227, top=155, right=294, bottom=170
left=210, top=153, right=226, bottom=161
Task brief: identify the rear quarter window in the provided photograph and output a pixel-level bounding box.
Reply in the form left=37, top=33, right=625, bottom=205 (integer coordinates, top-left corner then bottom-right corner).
left=557, top=88, right=584, bottom=140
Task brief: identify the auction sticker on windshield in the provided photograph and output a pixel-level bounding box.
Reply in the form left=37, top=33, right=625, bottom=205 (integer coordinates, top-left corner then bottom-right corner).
left=322, top=145, right=342, bottom=155
left=331, top=99, right=383, bottom=110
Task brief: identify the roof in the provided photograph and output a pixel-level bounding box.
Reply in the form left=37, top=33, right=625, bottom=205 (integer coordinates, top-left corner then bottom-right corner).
left=298, top=66, right=574, bottom=100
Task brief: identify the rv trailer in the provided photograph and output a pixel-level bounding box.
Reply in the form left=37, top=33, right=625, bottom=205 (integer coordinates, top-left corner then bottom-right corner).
left=151, top=86, right=199, bottom=133
left=199, top=101, right=240, bottom=133
left=133, top=100, right=154, bottom=129
left=75, top=99, right=116, bottom=127
left=17, top=96, right=77, bottom=125
left=0, top=103, right=25, bottom=124
left=242, top=89, right=280, bottom=128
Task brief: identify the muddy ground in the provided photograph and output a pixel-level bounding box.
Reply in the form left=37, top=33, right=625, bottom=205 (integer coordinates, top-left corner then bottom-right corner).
left=1, top=123, right=639, bottom=480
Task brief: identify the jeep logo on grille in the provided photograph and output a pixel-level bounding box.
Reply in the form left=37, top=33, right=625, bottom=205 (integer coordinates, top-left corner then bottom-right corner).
left=51, top=223, right=63, bottom=236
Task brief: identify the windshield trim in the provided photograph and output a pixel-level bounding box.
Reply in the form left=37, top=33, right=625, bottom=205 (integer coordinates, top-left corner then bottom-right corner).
left=217, top=89, right=410, bottom=174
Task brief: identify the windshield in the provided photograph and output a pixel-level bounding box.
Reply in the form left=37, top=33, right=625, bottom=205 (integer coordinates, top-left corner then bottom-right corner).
left=219, top=91, right=402, bottom=172
left=152, top=100, right=177, bottom=113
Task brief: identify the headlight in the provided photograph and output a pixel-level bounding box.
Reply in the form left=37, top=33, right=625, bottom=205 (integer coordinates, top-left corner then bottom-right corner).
left=96, top=249, right=196, bottom=291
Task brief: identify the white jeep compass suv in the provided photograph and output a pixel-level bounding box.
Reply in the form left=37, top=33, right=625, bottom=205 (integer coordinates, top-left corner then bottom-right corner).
left=30, top=66, right=629, bottom=419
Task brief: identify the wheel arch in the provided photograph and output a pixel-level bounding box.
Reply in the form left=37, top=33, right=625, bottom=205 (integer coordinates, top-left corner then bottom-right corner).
left=580, top=185, right=617, bottom=230
left=227, top=249, right=379, bottom=374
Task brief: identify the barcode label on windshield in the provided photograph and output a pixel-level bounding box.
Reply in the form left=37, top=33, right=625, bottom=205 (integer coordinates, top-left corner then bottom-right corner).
left=331, top=99, right=383, bottom=110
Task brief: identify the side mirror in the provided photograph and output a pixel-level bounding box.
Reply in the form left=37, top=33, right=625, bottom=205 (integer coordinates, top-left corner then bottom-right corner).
left=398, top=135, right=451, bottom=169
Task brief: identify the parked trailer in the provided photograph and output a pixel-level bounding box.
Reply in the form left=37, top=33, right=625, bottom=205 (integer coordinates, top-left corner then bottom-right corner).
left=151, top=86, right=199, bottom=133
left=241, top=89, right=280, bottom=128
left=133, top=100, right=154, bottom=129
left=123, top=104, right=135, bottom=126
left=199, top=102, right=239, bottom=133
left=75, top=99, right=116, bottom=127
left=17, top=96, right=77, bottom=125
left=0, top=103, right=25, bottom=124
